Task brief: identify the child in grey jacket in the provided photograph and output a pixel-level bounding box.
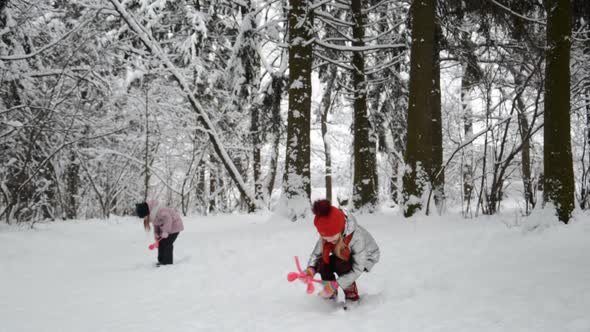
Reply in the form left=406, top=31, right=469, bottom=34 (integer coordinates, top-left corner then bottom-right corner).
left=304, top=200, right=380, bottom=302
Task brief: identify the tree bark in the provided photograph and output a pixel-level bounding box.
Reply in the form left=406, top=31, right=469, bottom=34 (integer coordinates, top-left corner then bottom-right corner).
left=351, top=0, right=378, bottom=211
left=320, top=66, right=337, bottom=202
left=252, top=105, right=263, bottom=201
left=460, top=68, right=474, bottom=216
left=196, top=162, right=207, bottom=215
left=143, top=81, right=150, bottom=202
left=513, top=67, right=535, bottom=214
left=543, top=0, right=575, bottom=223
left=65, top=150, right=79, bottom=219
left=239, top=0, right=263, bottom=203
left=583, top=88, right=590, bottom=209
left=283, top=0, right=313, bottom=218
left=402, top=0, right=436, bottom=217
left=266, top=75, right=284, bottom=201
left=430, top=25, right=444, bottom=212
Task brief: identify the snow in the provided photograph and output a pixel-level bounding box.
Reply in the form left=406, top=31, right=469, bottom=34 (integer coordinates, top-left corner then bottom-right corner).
left=290, top=78, right=304, bottom=90
left=1, top=210, right=590, bottom=332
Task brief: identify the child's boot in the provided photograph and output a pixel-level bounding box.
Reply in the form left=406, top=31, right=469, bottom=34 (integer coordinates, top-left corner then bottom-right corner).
left=344, top=282, right=360, bottom=302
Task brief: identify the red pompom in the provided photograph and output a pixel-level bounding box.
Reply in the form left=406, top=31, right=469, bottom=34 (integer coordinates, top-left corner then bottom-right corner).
left=312, top=199, right=332, bottom=216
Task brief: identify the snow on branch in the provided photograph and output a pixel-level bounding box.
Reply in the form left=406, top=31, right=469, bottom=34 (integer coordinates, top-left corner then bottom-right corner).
left=488, top=0, right=546, bottom=25
left=15, top=127, right=128, bottom=193
left=365, top=56, right=404, bottom=75
left=24, top=67, right=93, bottom=78
left=0, top=13, right=97, bottom=61
left=309, top=0, right=333, bottom=10
left=80, top=147, right=186, bottom=197
left=315, top=39, right=405, bottom=52
left=319, top=20, right=356, bottom=43
left=363, top=21, right=406, bottom=43
left=315, top=11, right=355, bottom=27
left=320, top=1, right=350, bottom=11
left=312, top=52, right=354, bottom=71
left=363, top=0, right=404, bottom=13
left=107, top=0, right=259, bottom=211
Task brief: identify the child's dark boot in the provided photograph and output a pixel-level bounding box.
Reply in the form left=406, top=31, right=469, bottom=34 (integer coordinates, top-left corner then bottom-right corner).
left=344, top=282, right=360, bottom=302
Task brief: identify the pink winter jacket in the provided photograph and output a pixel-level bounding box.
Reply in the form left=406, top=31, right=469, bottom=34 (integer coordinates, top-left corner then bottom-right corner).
left=147, top=200, right=184, bottom=240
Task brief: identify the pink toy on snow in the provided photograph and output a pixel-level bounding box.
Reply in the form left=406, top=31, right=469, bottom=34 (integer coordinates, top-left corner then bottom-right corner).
left=148, top=239, right=161, bottom=250
left=287, top=256, right=323, bottom=294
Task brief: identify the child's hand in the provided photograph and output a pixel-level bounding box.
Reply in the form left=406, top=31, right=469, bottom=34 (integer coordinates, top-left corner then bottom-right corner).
left=318, top=280, right=338, bottom=298
left=296, top=267, right=316, bottom=284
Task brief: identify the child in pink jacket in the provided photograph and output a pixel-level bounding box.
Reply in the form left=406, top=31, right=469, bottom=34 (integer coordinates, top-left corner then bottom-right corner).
left=136, top=200, right=184, bottom=266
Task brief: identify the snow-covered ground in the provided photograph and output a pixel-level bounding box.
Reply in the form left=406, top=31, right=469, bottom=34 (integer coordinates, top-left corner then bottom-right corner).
left=1, top=209, right=590, bottom=332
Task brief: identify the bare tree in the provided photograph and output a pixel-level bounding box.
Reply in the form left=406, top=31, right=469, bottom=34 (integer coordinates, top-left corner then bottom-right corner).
left=108, top=0, right=258, bottom=212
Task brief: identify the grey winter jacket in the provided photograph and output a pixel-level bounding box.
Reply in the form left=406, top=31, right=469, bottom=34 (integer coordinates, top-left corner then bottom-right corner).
left=307, top=211, right=380, bottom=289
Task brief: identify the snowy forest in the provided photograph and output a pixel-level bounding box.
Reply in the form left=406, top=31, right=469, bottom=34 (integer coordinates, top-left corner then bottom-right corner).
left=1, top=0, right=590, bottom=224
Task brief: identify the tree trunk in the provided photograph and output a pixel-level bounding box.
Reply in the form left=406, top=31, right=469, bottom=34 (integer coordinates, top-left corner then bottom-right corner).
left=65, top=150, right=79, bottom=219
left=461, top=64, right=475, bottom=216
left=513, top=67, right=535, bottom=214
left=430, top=25, right=444, bottom=213
left=209, top=165, right=217, bottom=214
left=143, top=82, right=150, bottom=201
left=389, top=47, right=406, bottom=207
left=196, top=162, right=207, bottom=215
left=283, top=0, right=313, bottom=219
left=476, top=82, right=492, bottom=216
left=543, top=0, right=575, bottom=223
left=266, top=75, right=284, bottom=201
left=240, top=0, right=262, bottom=203
left=583, top=88, right=590, bottom=209
left=351, top=0, right=377, bottom=211
left=402, top=0, right=436, bottom=217
left=252, top=105, right=263, bottom=202
left=320, top=66, right=337, bottom=202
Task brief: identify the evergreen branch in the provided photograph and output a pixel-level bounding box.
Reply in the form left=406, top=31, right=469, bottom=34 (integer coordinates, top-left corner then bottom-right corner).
left=315, top=10, right=355, bottom=27
left=365, top=56, right=404, bottom=75
left=363, top=21, right=406, bottom=43
left=313, top=52, right=354, bottom=71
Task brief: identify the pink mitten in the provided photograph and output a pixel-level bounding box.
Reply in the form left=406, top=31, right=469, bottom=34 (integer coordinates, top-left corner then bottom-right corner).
left=304, top=266, right=316, bottom=277
left=287, top=256, right=323, bottom=294
left=287, top=266, right=316, bottom=282
left=148, top=239, right=160, bottom=250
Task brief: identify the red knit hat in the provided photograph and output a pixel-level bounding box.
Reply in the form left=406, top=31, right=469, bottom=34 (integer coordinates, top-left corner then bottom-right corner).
left=312, top=200, right=345, bottom=237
